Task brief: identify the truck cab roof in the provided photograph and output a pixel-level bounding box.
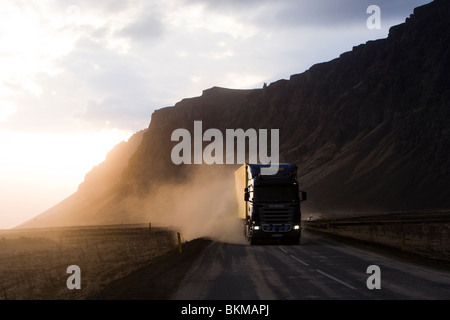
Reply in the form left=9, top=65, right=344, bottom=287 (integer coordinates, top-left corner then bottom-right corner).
left=247, top=163, right=297, bottom=178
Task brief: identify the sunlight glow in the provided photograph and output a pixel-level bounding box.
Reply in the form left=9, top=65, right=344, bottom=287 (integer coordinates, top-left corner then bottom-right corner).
left=0, top=129, right=133, bottom=229
left=0, top=129, right=132, bottom=182
left=0, top=102, right=16, bottom=122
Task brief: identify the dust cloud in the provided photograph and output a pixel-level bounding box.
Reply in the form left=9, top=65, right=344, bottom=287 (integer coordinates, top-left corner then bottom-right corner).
left=143, top=166, right=248, bottom=244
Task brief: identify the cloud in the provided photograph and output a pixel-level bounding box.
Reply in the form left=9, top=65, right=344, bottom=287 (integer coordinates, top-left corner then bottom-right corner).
left=118, top=9, right=166, bottom=43
left=0, top=0, right=432, bottom=134
left=187, top=0, right=432, bottom=29
left=79, top=97, right=150, bottom=129
left=54, top=37, right=160, bottom=130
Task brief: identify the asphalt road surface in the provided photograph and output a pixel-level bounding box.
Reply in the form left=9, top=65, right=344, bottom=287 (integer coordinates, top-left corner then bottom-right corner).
left=172, top=230, right=450, bottom=300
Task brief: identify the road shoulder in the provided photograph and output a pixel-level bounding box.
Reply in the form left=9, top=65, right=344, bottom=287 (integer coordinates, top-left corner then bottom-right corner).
left=86, top=238, right=212, bottom=300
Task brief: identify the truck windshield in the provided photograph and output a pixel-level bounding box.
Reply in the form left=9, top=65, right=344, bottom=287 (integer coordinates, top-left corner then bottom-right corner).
left=253, top=185, right=299, bottom=203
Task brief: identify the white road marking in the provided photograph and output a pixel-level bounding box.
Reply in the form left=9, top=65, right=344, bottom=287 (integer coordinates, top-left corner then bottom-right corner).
left=315, top=269, right=356, bottom=290
left=290, top=255, right=309, bottom=266
left=279, top=246, right=356, bottom=290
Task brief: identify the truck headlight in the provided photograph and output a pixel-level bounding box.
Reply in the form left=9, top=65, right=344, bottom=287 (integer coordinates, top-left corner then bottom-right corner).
left=253, top=225, right=260, bottom=230
left=294, top=225, right=300, bottom=230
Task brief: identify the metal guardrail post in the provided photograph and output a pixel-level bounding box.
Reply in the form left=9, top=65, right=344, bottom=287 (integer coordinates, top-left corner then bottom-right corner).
left=177, top=232, right=182, bottom=253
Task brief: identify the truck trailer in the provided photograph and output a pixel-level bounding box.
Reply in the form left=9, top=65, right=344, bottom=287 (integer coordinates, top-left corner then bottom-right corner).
left=235, top=163, right=307, bottom=245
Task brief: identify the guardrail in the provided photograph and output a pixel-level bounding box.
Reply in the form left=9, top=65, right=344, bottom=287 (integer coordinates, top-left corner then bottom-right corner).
left=304, top=211, right=450, bottom=262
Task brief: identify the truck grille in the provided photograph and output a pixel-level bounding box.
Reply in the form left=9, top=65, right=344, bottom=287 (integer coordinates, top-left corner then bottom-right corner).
left=259, top=205, right=294, bottom=232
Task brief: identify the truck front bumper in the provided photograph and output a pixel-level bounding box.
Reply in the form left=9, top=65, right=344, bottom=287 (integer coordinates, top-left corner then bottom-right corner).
left=251, top=227, right=301, bottom=241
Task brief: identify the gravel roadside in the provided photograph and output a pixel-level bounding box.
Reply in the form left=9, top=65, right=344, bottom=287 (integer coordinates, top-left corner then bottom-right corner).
left=86, top=238, right=212, bottom=300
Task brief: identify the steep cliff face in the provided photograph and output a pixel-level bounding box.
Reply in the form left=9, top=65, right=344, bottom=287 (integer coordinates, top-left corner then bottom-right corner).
left=20, top=0, right=450, bottom=228
left=119, top=0, right=450, bottom=213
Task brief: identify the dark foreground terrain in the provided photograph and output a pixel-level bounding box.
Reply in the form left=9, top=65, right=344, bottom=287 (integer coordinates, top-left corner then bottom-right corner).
left=0, top=225, right=176, bottom=299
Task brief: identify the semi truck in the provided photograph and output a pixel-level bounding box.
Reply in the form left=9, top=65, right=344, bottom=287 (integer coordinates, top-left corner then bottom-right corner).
left=235, top=163, right=307, bottom=245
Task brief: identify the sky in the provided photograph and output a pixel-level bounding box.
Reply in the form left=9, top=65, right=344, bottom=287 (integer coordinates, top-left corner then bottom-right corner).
left=0, top=0, right=431, bottom=229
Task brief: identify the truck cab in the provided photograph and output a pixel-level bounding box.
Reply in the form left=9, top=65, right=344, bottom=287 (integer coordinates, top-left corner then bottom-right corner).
left=236, top=163, right=307, bottom=245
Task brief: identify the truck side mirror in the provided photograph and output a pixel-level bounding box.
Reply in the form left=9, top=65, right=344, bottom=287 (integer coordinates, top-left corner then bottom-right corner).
left=300, top=191, right=307, bottom=201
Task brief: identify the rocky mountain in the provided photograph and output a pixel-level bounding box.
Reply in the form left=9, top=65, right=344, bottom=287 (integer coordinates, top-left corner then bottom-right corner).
left=20, top=0, right=450, bottom=230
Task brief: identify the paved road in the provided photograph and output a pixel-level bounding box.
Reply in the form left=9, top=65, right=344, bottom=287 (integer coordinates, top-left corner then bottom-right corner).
left=172, top=230, right=450, bottom=299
